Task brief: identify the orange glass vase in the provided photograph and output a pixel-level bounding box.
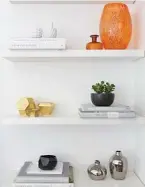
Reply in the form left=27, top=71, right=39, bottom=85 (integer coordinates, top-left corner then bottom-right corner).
left=100, top=3, right=132, bottom=49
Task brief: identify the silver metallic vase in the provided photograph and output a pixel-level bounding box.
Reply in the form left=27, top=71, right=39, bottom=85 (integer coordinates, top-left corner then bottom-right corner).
left=109, top=151, right=128, bottom=180
left=88, top=160, right=107, bottom=180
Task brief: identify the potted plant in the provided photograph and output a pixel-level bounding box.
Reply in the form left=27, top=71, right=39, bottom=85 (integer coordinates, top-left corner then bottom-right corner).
left=91, top=81, right=115, bottom=106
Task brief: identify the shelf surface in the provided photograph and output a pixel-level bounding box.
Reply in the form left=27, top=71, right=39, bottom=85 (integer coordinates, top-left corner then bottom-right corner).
left=75, top=171, right=143, bottom=187
left=2, top=115, right=144, bottom=125
left=10, top=0, right=136, bottom=4
left=1, top=169, right=144, bottom=187
left=3, top=50, right=144, bottom=62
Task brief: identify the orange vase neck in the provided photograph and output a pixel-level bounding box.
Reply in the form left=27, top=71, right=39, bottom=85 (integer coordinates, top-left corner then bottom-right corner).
left=90, top=35, right=99, bottom=43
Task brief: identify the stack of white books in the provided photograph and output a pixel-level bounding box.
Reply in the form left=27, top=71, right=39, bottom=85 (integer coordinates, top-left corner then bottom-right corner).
left=13, top=161, right=74, bottom=187
left=79, top=103, right=136, bottom=118
left=10, top=38, right=66, bottom=50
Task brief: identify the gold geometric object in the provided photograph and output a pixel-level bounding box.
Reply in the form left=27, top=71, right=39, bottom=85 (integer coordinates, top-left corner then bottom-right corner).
left=37, top=102, right=55, bottom=117
left=27, top=109, right=39, bottom=117
left=18, top=110, right=28, bottom=117
left=17, top=97, right=38, bottom=117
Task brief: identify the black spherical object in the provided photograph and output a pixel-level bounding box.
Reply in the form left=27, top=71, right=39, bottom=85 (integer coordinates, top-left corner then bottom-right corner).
left=38, top=155, right=57, bottom=170
left=91, top=93, right=115, bottom=106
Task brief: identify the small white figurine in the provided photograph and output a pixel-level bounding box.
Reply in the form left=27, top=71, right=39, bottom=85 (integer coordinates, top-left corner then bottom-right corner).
left=32, top=28, right=43, bottom=38
left=31, top=23, right=57, bottom=38
left=49, top=22, right=57, bottom=38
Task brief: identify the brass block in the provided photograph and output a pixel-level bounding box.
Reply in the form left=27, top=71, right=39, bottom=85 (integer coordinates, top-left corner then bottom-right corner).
left=18, top=110, right=28, bottom=117
left=27, top=109, right=39, bottom=117
left=18, top=109, right=39, bottom=117
left=17, top=97, right=37, bottom=111
left=38, top=102, right=55, bottom=117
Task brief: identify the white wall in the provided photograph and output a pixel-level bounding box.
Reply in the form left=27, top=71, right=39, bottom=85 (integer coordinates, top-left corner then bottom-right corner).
left=134, top=2, right=145, bottom=116
left=135, top=124, right=145, bottom=184
left=134, top=2, right=145, bottom=184
left=0, top=0, right=142, bottom=185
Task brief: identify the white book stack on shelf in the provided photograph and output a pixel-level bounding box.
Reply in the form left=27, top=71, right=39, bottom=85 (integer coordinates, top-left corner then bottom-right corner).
left=10, top=38, right=67, bottom=50
left=79, top=103, right=136, bottom=118
left=13, top=162, right=74, bottom=187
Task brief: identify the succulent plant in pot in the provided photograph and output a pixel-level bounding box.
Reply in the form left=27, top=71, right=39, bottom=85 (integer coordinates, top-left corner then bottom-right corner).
left=91, top=81, right=115, bottom=106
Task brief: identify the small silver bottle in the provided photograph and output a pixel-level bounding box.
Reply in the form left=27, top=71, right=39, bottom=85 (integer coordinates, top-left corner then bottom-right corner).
left=88, top=160, right=107, bottom=180
left=109, top=151, right=128, bottom=180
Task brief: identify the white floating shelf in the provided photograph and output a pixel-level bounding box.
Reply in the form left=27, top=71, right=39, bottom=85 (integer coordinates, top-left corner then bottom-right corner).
left=9, top=0, right=136, bottom=4
left=1, top=169, right=144, bottom=187
left=75, top=172, right=143, bottom=187
left=2, top=115, right=145, bottom=125
left=3, top=50, right=144, bottom=62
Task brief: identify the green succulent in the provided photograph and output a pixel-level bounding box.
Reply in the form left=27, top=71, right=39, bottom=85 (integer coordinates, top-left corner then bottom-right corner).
left=92, top=81, right=115, bottom=94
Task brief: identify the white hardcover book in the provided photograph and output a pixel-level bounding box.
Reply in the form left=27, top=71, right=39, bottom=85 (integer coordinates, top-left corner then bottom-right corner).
left=80, top=103, right=131, bottom=112
left=14, top=162, right=70, bottom=183
left=15, top=175, right=69, bottom=183
left=10, top=38, right=66, bottom=50
left=78, top=109, right=136, bottom=118
left=27, top=162, right=63, bottom=175
left=13, top=182, right=74, bottom=187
